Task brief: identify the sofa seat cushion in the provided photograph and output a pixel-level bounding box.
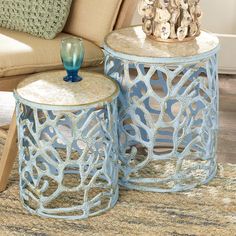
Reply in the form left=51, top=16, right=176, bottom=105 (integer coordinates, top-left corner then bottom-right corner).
left=64, top=0, right=123, bottom=46
left=0, top=28, right=104, bottom=78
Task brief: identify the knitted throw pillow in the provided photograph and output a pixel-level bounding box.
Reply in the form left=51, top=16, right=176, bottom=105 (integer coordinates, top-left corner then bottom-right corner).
left=0, top=0, right=72, bottom=39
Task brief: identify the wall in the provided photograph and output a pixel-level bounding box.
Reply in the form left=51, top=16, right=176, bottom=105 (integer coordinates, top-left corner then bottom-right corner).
left=201, top=0, right=236, bottom=35
left=201, top=0, right=236, bottom=74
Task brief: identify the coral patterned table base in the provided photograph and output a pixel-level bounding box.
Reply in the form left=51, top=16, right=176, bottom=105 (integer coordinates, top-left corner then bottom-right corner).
left=104, top=26, right=220, bottom=192
left=14, top=71, right=119, bottom=219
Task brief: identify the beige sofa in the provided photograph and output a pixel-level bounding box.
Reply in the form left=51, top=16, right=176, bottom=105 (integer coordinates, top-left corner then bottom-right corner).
left=0, top=0, right=137, bottom=192
left=0, top=0, right=137, bottom=91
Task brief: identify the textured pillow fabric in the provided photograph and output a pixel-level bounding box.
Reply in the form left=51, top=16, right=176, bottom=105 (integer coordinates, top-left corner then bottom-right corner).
left=64, top=0, right=123, bottom=46
left=0, top=0, right=73, bottom=39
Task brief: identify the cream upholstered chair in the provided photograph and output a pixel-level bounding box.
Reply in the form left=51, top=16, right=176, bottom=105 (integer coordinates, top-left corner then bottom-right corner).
left=0, top=0, right=137, bottom=192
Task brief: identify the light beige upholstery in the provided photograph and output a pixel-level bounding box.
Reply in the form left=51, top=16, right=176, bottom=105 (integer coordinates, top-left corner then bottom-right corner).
left=64, top=0, right=123, bottom=46
left=0, top=28, right=104, bottom=78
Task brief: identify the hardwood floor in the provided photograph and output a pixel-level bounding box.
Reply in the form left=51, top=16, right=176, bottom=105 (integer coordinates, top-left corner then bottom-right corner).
left=218, top=75, right=236, bottom=163
left=0, top=75, right=236, bottom=164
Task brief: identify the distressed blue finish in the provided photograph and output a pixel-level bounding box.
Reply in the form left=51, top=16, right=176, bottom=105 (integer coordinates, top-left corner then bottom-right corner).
left=15, top=94, right=119, bottom=219
left=104, top=42, right=220, bottom=192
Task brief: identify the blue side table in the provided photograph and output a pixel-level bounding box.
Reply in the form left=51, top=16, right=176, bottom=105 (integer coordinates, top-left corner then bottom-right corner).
left=14, top=70, right=119, bottom=219
left=104, top=26, right=220, bottom=192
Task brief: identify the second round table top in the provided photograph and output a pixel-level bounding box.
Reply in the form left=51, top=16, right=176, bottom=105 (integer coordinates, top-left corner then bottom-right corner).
left=15, top=70, right=119, bottom=109
left=104, top=26, right=220, bottom=63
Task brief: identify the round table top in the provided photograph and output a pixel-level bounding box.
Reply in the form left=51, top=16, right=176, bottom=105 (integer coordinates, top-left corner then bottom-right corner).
left=15, top=70, right=119, bottom=110
left=104, top=26, right=220, bottom=64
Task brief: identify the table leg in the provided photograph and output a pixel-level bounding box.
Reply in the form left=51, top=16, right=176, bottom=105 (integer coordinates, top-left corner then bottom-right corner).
left=0, top=111, right=17, bottom=192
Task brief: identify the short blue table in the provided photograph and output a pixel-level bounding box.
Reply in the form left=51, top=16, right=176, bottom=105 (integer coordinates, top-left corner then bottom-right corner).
left=104, top=26, right=220, bottom=192
left=15, top=71, right=119, bottom=219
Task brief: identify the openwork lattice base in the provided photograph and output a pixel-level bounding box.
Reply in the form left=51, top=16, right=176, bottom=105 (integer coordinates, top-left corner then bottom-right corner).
left=104, top=28, right=220, bottom=192
left=15, top=102, right=119, bottom=219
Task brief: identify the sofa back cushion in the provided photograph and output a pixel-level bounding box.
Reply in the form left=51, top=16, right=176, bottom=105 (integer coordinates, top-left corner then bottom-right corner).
left=64, top=0, right=123, bottom=46
left=0, top=0, right=73, bottom=39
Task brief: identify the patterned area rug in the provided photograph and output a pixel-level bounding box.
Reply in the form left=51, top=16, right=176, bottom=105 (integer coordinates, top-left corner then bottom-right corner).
left=0, top=139, right=235, bottom=236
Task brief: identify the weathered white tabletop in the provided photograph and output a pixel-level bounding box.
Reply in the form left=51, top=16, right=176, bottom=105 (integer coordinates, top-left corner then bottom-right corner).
left=104, top=26, right=219, bottom=63
left=15, top=70, right=119, bottom=109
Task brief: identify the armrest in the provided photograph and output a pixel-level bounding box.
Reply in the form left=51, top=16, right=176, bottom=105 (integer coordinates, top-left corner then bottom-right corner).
left=115, top=0, right=138, bottom=29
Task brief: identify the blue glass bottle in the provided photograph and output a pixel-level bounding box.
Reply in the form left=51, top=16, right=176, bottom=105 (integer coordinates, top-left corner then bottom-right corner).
left=60, top=37, right=84, bottom=82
